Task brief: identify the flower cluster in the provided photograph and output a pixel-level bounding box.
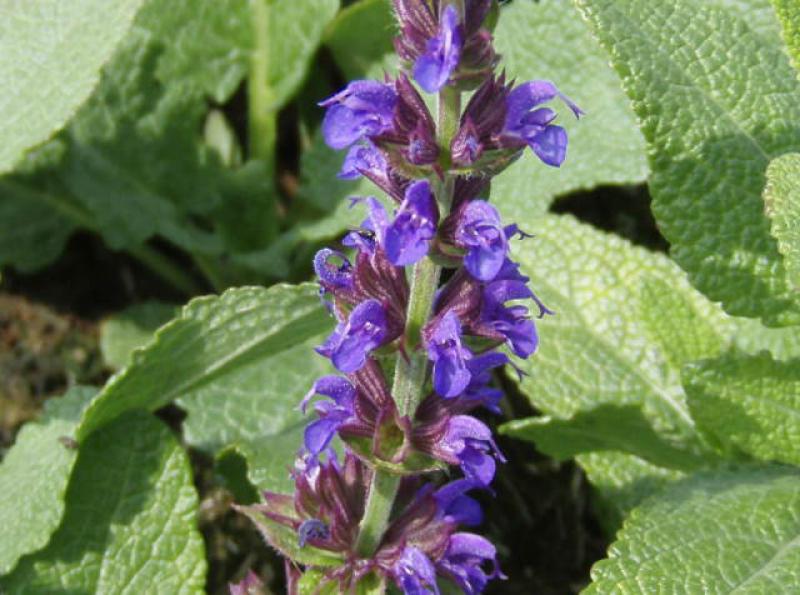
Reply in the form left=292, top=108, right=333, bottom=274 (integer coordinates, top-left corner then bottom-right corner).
left=234, top=2, right=579, bottom=593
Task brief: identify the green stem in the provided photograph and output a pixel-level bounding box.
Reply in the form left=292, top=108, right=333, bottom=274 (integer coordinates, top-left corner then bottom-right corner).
left=353, top=4, right=464, bottom=559
left=248, top=0, right=279, bottom=240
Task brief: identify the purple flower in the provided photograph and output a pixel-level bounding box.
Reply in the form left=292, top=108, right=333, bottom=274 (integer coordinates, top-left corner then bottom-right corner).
left=385, top=180, right=439, bottom=266
left=434, top=479, right=484, bottom=527
left=425, top=311, right=472, bottom=398
left=320, top=80, right=398, bottom=150
left=300, top=376, right=357, bottom=455
left=462, top=352, right=509, bottom=413
left=298, top=518, right=330, bottom=547
left=442, top=415, right=505, bottom=486
left=504, top=80, right=583, bottom=167
left=414, top=5, right=463, bottom=93
left=481, top=278, right=539, bottom=358
left=317, top=299, right=389, bottom=373
left=314, top=249, right=353, bottom=290
left=339, top=141, right=389, bottom=180
left=456, top=201, right=508, bottom=282
left=437, top=532, right=504, bottom=594
left=394, top=546, right=440, bottom=595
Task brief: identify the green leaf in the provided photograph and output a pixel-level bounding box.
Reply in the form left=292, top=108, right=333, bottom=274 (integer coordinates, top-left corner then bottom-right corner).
left=713, top=0, right=783, bottom=43
left=506, top=215, right=732, bottom=519
left=0, top=0, right=145, bottom=174
left=685, top=351, right=800, bottom=465
left=575, top=0, right=800, bottom=325
left=501, top=405, right=706, bottom=472
left=235, top=504, right=344, bottom=567
left=0, top=387, right=96, bottom=575
left=585, top=465, right=800, bottom=594
left=2, top=411, right=206, bottom=593
left=773, top=0, right=800, bottom=73
left=100, top=301, right=178, bottom=370
left=264, top=0, right=341, bottom=111
left=325, top=0, right=398, bottom=79
left=138, top=0, right=250, bottom=103
left=491, top=0, right=648, bottom=219
left=764, top=152, right=800, bottom=290
left=79, top=285, right=332, bottom=455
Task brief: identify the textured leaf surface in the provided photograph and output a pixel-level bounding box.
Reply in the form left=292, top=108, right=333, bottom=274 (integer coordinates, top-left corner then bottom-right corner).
left=686, top=352, right=800, bottom=465
left=266, top=0, right=341, bottom=110
left=576, top=0, right=800, bottom=324
left=773, top=0, right=800, bottom=72
left=78, top=285, right=332, bottom=444
left=492, top=0, right=647, bottom=219
left=501, top=405, right=705, bottom=471
left=764, top=152, right=800, bottom=289
left=0, top=387, right=96, bottom=574
left=0, top=0, right=145, bottom=174
left=3, top=412, right=206, bottom=593
left=586, top=466, right=800, bottom=594
left=506, top=215, right=732, bottom=519
left=100, top=301, right=178, bottom=369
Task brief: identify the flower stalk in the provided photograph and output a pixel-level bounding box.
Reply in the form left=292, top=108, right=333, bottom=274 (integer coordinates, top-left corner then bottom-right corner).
left=233, top=0, right=581, bottom=592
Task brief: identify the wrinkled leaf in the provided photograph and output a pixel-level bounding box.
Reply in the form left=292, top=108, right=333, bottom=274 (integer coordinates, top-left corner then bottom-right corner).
left=686, top=352, right=800, bottom=465
left=79, top=285, right=332, bottom=443
left=0, top=0, right=145, bottom=174
left=773, top=0, right=800, bottom=73
left=3, top=412, right=206, bottom=593
left=0, top=387, right=96, bottom=575
left=492, top=0, right=648, bottom=219
left=764, top=152, right=800, bottom=290
left=325, top=0, right=398, bottom=79
left=575, top=0, right=800, bottom=325
left=501, top=405, right=706, bottom=472
left=586, top=466, right=800, bottom=594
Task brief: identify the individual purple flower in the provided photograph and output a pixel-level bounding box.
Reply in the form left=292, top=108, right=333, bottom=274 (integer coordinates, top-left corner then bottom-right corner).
left=481, top=278, right=539, bottom=358
left=339, top=141, right=389, bottom=180
left=320, top=80, right=398, bottom=150
left=314, top=249, right=353, bottom=291
left=455, top=200, right=508, bottom=282
left=300, top=376, right=357, bottom=455
left=434, top=479, right=484, bottom=527
left=385, top=180, right=440, bottom=266
left=441, top=415, right=505, bottom=486
left=503, top=80, right=583, bottom=167
left=437, top=533, right=504, bottom=594
left=317, top=299, right=389, bottom=373
left=394, top=546, right=440, bottom=595
left=424, top=311, right=472, bottom=398
left=414, top=4, right=463, bottom=94
left=298, top=518, right=330, bottom=547
left=462, top=352, right=509, bottom=414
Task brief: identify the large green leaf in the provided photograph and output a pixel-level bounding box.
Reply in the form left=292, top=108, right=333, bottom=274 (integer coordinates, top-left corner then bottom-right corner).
left=78, top=284, right=332, bottom=442
left=492, top=0, right=647, bottom=219
left=2, top=412, right=206, bottom=593
left=99, top=301, right=178, bottom=370
left=576, top=0, right=800, bottom=325
left=501, top=405, right=706, bottom=472
left=764, top=152, right=800, bottom=290
left=0, top=387, right=96, bottom=575
left=586, top=466, right=800, bottom=594
left=773, top=0, right=800, bottom=73
left=0, top=0, right=145, bottom=174
left=503, top=215, right=732, bottom=520
left=685, top=352, right=800, bottom=465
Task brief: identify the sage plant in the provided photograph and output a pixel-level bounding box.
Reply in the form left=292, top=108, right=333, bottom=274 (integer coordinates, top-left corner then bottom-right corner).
left=236, top=1, right=579, bottom=592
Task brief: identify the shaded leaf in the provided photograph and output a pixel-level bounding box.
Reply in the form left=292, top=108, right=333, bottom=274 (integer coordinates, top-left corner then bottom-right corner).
left=100, top=301, right=178, bottom=370
left=575, top=0, right=800, bottom=324
left=685, top=351, right=800, bottom=465
left=0, top=387, right=96, bottom=575
left=3, top=412, right=206, bottom=593
left=773, top=0, right=800, bottom=73
left=0, top=0, right=145, bottom=174
left=764, top=152, right=800, bottom=290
